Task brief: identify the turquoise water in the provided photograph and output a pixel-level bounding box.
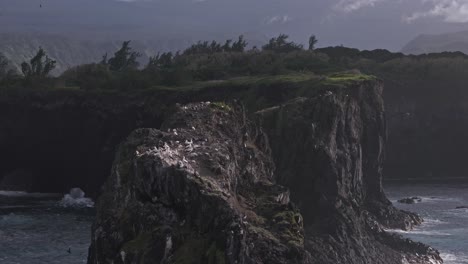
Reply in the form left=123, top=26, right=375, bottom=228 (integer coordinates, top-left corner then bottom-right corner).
left=386, top=183, right=468, bottom=264
left=0, top=191, right=94, bottom=264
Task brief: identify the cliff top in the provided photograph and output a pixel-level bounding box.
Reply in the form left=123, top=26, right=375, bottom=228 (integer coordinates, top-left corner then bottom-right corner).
left=0, top=72, right=379, bottom=118
left=0, top=72, right=377, bottom=96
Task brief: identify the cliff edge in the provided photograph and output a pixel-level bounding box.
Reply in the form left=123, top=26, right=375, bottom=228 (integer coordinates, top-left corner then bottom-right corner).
left=88, top=79, right=441, bottom=263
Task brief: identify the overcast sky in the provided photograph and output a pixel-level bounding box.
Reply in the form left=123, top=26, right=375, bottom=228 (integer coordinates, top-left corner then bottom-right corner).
left=2, top=0, right=468, bottom=51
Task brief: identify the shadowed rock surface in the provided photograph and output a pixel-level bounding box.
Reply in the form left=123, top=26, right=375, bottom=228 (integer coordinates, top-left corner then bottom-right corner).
left=0, top=76, right=443, bottom=263
left=88, top=102, right=308, bottom=264
left=398, top=197, right=423, bottom=204
left=0, top=75, right=354, bottom=195
left=256, top=83, right=440, bottom=263
left=88, top=85, right=441, bottom=263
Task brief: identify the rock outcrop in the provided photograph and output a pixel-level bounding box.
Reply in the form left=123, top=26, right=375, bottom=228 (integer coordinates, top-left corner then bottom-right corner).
left=88, top=102, right=308, bottom=264
left=89, top=79, right=442, bottom=263
left=256, top=81, right=440, bottom=263
left=398, top=197, right=423, bottom=204
left=0, top=75, right=444, bottom=263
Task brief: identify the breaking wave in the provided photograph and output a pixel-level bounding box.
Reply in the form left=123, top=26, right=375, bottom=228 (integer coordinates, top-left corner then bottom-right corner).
left=58, top=188, right=94, bottom=208
left=388, top=229, right=451, bottom=236
left=440, top=252, right=468, bottom=264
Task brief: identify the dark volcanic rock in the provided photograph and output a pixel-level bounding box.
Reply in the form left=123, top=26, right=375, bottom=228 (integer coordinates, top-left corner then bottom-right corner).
left=398, top=197, right=423, bottom=204
left=256, top=81, right=440, bottom=263
left=89, top=80, right=442, bottom=263
left=88, top=102, right=308, bottom=264
left=0, top=80, right=320, bottom=195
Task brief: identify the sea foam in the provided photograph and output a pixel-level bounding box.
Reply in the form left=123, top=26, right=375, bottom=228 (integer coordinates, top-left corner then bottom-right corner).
left=440, top=252, right=468, bottom=264
left=58, top=188, right=94, bottom=208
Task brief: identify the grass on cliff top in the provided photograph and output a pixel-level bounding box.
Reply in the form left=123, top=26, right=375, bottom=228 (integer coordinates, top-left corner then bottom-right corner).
left=323, top=73, right=377, bottom=86
left=151, top=72, right=376, bottom=92
left=0, top=72, right=376, bottom=100
left=149, top=73, right=319, bottom=91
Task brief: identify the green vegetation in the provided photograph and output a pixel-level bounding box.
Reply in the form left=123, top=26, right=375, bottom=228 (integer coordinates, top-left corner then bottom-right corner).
left=308, top=35, right=318, bottom=51
left=323, top=73, right=377, bottom=86
left=21, top=47, right=56, bottom=78
left=0, top=34, right=339, bottom=91
left=103, top=40, right=141, bottom=72
left=0, top=53, right=19, bottom=82
left=314, top=46, right=468, bottom=103
left=6, top=33, right=464, bottom=98
left=181, top=35, right=248, bottom=55
left=262, top=34, right=304, bottom=53
left=210, top=102, right=232, bottom=112
left=0, top=53, right=8, bottom=78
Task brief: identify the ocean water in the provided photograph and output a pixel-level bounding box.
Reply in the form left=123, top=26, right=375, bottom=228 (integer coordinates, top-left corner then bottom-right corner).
left=385, top=183, right=468, bottom=264
left=1, top=184, right=466, bottom=264
left=0, top=191, right=94, bottom=264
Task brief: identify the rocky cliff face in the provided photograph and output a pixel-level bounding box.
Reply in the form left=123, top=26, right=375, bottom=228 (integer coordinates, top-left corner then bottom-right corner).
left=256, top=82, right=439, bottom=263
left=0, top=89, right=175, bottom=194
left=88, top=80, right=442, bottom=263
left=88, top=102, right=308, bottom=264
left=0, top=76, right=333, bottom=194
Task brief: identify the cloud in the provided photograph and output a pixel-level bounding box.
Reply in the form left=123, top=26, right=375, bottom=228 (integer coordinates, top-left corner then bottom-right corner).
left=264, top=15, right=293, bottom=25
left=405, top=0, right=468, bottom=23
left=333, top=0, right=384, bottom=13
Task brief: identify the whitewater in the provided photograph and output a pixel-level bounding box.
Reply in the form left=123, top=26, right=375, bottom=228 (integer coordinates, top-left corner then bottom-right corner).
left=1, top=184, right=467, bottom=263
left=0, top=189, right=94, bottom=264
left=386, top=182, right=468, bottom=264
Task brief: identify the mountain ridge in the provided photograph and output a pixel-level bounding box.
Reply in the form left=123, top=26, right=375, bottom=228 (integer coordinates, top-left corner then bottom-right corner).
left=402, top=30, right=468, bottom=54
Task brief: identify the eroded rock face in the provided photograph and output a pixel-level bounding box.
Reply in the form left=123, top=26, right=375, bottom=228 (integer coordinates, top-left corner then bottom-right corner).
left=256, top=81, right=441, bottom=264
left=89, top=81, right=442, bottom=264
left=88, top=103, right=307, bottom=264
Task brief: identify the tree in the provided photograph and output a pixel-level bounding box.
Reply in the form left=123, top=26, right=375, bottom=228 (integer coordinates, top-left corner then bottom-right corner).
left=181, top=35, right=247, bottom=55
left=100, top=53, right=108, bottom=65
left=107, top=41, right=142, bottom=72
left=60, top=63, right=112, bottom=90
left=147, top=52, right=174, bottom=70
left=0, top=53, right=9, bottom=78
left=308, top=35, right=318, bottom=50
left=231, top=35, right=248, bottom=52
left=262, top=34, right=303, bottom=53
left=21, top=47, right=56, bottom=78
